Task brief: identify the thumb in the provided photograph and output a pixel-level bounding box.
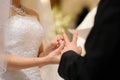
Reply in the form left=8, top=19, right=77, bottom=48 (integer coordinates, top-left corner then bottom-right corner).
left=54, top=40, right=64, bottom=54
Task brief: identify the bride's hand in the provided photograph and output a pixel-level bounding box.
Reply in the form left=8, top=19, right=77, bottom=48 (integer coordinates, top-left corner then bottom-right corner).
left=47, top=40, right=65, bottom=64
left=45, top=35, right=64, bottom=55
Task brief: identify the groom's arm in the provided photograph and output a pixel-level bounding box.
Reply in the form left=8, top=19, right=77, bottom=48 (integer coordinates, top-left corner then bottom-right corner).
left=58, top=51, right=88, bottom=80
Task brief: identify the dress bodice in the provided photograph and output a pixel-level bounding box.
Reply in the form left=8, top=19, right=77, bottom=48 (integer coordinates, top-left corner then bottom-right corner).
left=4, top=15, right=44, bottom=57
left=2, top=15, right=44, bottom=80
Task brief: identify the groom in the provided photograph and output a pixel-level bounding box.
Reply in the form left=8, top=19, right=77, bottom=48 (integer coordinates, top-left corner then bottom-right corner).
left=58, top=0, right=120, bottom=80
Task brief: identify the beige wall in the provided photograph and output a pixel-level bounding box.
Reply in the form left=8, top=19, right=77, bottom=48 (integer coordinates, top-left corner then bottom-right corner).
left=61, top=0, right=99, bottom=16
left=60, top=0, right=99, bottom=28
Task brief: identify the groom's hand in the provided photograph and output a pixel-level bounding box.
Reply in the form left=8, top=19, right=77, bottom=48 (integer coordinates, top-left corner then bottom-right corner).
left=61, top=30, right=82, bottom=55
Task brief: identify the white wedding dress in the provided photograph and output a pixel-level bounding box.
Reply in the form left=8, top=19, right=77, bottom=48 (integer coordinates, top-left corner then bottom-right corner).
left=1, top=15, right=44, bottom=80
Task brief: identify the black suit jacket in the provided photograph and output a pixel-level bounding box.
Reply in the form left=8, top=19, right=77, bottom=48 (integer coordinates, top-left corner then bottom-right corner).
left=58, top=0, right=120, bottom=80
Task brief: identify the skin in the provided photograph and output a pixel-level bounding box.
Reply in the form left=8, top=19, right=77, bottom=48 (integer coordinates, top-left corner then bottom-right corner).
left=61, top=30, right=82, bottom=55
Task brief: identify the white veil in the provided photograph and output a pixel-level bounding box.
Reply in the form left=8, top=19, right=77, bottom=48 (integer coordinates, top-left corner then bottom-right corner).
left=0, top=0, right=11, bottom=25
left=0, top=27, right=7, bottom=76
left=38, top=0, right=55, bottom=41
left=0, top=0, right=11, bottom=75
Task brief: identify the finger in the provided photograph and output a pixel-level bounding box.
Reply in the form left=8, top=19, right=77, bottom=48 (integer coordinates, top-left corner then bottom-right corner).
left=56, top=35, right=64, bottom=41
left=56, top=35, right=64, bottom=48
left=49, top=37, right=59, bottom=49
left=51, top=35, right=62, bottom=45
left=72, top=31, right=78, bottom=44
left=55, top=40, right=64, bottom=53
left=61, top=29, right=70, bottom=44
left=51, top=40, right=58, bottom=46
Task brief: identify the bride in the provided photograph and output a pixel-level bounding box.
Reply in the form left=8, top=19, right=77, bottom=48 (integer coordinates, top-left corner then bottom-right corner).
left=0, top=0, right=64, bottom=80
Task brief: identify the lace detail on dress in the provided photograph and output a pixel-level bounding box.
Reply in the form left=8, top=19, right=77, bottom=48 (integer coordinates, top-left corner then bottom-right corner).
left=4, top=15, right=44, bottom=57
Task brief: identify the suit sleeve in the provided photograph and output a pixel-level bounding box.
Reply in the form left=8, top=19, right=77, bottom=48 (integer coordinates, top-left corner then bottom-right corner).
left=58, top=51, right=89, bottom=80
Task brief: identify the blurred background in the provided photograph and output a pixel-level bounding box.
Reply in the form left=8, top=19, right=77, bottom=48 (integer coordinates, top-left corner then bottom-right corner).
left=50, top=0, right=99, bottom=39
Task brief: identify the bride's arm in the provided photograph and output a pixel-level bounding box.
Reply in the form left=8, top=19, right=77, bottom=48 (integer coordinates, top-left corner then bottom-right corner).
left=5, top=54, right=49, bottom=70
left=4, top=40, right=64, bottom=70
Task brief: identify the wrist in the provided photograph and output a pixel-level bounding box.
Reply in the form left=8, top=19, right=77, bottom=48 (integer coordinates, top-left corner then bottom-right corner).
left=44, top=55, right=53, bottom=64
left=36, top=56, right=51, bottom=67
left=44, top=56, right=52, bottom=64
